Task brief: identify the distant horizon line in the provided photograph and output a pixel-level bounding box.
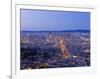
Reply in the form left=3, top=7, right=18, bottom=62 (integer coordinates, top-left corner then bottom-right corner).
left=21, top=29, right=90, bottom=32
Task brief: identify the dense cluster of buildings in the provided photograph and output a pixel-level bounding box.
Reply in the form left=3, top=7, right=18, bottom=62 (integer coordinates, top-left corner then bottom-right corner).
left=20, top=31, right=90, bottom=69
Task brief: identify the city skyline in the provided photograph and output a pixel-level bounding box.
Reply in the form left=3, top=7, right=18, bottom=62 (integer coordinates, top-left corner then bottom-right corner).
left=20, top=9, right=90, bottom=31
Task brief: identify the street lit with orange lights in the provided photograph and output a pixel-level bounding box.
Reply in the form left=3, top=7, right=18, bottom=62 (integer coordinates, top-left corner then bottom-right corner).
left=20, top=31, right=90, bottom=69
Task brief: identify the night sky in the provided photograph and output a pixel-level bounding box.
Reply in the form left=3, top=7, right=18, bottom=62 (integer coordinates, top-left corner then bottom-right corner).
left=20, top=9, right=90, bottom=31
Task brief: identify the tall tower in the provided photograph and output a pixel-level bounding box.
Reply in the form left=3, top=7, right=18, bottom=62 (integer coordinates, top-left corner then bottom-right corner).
left=47, top=32, right=52, bottom=43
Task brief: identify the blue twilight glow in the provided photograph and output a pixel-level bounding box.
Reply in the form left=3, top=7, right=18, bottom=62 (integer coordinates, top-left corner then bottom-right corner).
left=20, top=9, right=90, bottom=31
